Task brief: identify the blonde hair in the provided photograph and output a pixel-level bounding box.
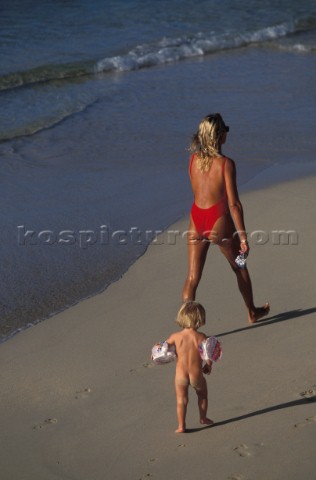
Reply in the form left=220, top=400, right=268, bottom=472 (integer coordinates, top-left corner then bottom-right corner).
left=190, top=113, right=227, bottom=172
left=176, top=301, right=206, bottom=329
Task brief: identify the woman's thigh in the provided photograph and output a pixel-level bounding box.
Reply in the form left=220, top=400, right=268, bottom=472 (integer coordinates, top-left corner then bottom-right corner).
left=218, top=228, right=241, bottom=268
left=205, top=215, right=240, bottom=265
left=186, top=216, right=210, bottom=274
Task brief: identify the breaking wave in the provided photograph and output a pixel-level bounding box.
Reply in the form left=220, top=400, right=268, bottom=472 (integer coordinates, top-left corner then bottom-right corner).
left=2, top=19, right=313, bottom=93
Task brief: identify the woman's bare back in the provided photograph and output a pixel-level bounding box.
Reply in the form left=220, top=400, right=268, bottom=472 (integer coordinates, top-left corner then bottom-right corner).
left=190, top=154, right=227, bottom=209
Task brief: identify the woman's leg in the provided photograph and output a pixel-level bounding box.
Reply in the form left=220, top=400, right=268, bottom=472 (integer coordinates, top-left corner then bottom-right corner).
left=182, top=218, right=210, bottom=301
left=219, top=233, right=269, bottom=323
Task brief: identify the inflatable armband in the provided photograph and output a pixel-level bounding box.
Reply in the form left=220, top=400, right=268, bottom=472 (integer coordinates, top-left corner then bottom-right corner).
left=151, top=341, right=176, bottom=365
left=199, top=336, right=222, bottom=362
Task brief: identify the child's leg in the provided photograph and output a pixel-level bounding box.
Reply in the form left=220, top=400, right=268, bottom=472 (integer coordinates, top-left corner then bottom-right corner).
left=192, top=376, right=213, bottom=426
left=174, top=382, right=189, bottom=433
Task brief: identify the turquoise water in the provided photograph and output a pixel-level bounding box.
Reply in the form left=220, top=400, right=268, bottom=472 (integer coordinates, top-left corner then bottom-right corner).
left=0, top=0, right=316, bottom=340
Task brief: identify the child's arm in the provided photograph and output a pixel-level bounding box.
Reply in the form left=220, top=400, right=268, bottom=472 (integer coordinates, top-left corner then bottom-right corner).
left=153, top=333, right=176, bottom=348
left=165, top=333, right=176, bottom=346
left=202, top=361, right=213, bottom=375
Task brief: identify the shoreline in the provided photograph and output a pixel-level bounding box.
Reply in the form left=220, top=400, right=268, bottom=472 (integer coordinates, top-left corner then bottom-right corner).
left=1, top=172, right=316, bottom=479
left=2, top=42, right=316, bottom=340
left=2, top=162, right=316, bottom=344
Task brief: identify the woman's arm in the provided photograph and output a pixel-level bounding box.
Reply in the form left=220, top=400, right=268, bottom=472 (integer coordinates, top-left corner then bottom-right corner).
left=225, top=158, right=249, bottom=253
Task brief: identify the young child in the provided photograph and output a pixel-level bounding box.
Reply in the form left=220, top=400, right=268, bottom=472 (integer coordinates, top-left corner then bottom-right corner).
left=165, top=301, right=214, bottom=433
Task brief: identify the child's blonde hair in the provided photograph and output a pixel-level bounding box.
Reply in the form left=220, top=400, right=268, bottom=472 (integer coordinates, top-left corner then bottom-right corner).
left=176, top=301, right=206, bottom=329
left=190, top=113, right=227, bottom=172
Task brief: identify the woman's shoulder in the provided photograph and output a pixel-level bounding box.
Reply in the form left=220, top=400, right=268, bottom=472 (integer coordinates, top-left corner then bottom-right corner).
left=189, top=152, right=199, bottom=175
left=222, top=155, right=234, bottom=165
left=189, top=152, right=198, bottom=164
left=222, top=156, right=236, bottom=173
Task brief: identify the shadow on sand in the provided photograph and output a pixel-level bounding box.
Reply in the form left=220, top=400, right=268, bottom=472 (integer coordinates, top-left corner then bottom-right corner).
left=184, top=307, right=316, bottom=434
left=185, top=396, right=316, bottom=433
left=216, top=307, right=316, bottom=338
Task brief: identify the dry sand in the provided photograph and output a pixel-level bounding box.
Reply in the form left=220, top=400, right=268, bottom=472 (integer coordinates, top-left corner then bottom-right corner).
left=1, top=175, right=316, bottom=480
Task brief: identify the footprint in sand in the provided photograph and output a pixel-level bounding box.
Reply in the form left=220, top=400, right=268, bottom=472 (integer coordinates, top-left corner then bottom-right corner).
left=33, top=418, right=58, bottom=430
left=143, top=363, right=154, bottom=369
left=233, top=444, right=251, bottom=457
left=129, top=363, right=154, bottom=374
left=233, top=443, right=264, bottom=457
left=139, top=474, right=153, bottom=479
left=300, top=387, right=316, bottom=401
left=294, top=415, right=316, bottom=428
left=228, top=475, right=245, bottom=480
left=75, top=388, right=92, bottom=399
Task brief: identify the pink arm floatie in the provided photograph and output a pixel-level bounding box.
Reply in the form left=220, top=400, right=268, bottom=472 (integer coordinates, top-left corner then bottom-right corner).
left=199, top=336, right=222, bottom=362
left=151, top=341, right=177, bottom=365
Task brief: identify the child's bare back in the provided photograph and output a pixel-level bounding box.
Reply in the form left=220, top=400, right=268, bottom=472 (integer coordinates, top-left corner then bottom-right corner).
left=165, top=301, right=214, bottom=433
left=167, top=328, right=208, bottom=389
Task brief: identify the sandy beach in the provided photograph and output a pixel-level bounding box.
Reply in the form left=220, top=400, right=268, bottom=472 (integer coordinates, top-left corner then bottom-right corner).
left=1, top=173, right=316, bottom=480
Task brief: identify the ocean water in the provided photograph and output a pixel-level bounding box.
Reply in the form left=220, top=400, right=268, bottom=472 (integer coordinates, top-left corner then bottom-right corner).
left=1, top=0, right=316, bottom=340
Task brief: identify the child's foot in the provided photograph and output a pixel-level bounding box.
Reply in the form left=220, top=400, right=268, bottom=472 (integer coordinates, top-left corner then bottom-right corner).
left=175, top=426, right=186, bottom=433
left=248, top=303, right=270, bottom=324
left=200, top=417, right=214, bottom=426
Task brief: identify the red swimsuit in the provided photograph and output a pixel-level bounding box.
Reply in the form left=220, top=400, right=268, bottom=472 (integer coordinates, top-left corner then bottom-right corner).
left=190, top=155, right=229, bottom=238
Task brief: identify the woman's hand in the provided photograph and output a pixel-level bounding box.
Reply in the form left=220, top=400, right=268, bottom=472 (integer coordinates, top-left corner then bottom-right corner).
left=240, top=239, right=249, bottom=255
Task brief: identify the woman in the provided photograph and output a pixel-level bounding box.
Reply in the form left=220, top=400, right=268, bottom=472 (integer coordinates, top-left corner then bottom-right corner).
left=182, top=113, right=269, bottom=323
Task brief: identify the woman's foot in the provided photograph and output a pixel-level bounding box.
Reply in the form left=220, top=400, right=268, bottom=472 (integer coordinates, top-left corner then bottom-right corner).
left=175, top=426, right=186, bottom=433
left=248, top=303, right=270, bottom=324
left=200, top=417, right=214, bottom=426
